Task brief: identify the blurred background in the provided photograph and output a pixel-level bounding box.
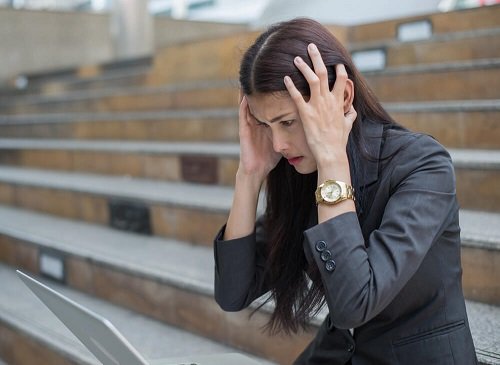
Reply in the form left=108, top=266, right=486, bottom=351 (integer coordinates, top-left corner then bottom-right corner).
left=0, top=1, right=499, bottom=365
left=1, top=0, right=499, bottom=83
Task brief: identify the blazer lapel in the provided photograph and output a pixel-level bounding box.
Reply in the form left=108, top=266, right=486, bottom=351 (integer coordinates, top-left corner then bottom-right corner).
left=359, top=119, right=384, bottom=189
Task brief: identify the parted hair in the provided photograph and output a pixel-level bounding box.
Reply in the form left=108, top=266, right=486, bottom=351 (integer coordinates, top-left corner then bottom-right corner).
left=239, top=18, right=396, bottom=334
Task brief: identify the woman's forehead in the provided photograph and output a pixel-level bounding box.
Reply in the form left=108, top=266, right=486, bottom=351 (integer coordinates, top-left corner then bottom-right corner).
left=246, top=92, right=294, bottom=110
left=246, top=93, right=297, bottom=121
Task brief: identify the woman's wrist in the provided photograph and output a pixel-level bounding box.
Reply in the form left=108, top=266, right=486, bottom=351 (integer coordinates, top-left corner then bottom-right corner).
left=235, top=168, right=267, bottom=191
left=225, top=170, right=264, bottom=240
left=315, top=149, right=356, bottom=223
left=316, top=151, right=351, bottom=183
left=315, top=148, right=349, bottom=169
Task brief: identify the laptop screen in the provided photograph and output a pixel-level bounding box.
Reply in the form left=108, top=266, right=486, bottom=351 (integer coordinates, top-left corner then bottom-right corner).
left=17, top=270, right=148, bottom=365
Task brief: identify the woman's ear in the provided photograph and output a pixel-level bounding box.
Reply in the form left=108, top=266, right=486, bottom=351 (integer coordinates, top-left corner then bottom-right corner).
left=343, top=79, right=354, bottom=114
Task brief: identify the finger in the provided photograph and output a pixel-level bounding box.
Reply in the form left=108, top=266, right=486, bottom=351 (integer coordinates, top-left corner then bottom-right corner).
left=331, top=64, right=348, bottom=102
left=284, top=75, right=307, bottom=108
left=238, top=96, right=246, bottom=135
left=243, top=98, right=262, bottom=130
left=239, top=96, right=252, bottom=127
left=238, top=88, right=244, bottom=103
left=293, top=56, right=321, bottom=98
left=239, top=95, right=247, bottom=118
left=308, top=43, right=329, bottom=95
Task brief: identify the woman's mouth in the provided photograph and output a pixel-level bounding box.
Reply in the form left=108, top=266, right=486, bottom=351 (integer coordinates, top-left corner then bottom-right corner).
left=287, top=156, right=303, bottom=165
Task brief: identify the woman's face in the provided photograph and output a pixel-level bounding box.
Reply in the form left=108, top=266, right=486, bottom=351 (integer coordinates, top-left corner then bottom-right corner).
left=246, top=92, right=317, bottom=174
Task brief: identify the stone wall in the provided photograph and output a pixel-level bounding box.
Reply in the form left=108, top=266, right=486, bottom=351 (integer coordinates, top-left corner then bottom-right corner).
left=0, top=8, right=112, bottom=83
left=0, top=7, right=248, bottom=83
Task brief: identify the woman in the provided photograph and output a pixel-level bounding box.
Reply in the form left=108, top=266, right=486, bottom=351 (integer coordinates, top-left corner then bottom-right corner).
left=213, top=18, right=477, bottom=364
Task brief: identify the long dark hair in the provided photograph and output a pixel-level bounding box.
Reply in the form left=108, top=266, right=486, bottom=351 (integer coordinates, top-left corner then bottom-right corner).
left=240, top=18, right=396, bottom=334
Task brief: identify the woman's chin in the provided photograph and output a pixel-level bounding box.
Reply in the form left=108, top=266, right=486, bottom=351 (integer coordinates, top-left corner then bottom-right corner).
left=293, top=163, right=317, bottom=175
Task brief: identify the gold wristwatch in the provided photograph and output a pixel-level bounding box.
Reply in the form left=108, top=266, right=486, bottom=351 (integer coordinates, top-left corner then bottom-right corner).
left=315, top=180, right=355, bottom=205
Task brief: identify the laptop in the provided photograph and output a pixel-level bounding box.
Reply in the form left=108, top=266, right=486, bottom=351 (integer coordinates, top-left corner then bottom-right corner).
left=17, top=270, right=262, bottom=365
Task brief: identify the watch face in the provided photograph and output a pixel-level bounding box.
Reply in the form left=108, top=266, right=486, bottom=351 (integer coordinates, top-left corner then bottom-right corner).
left=321, top=181, right=341, bottom=202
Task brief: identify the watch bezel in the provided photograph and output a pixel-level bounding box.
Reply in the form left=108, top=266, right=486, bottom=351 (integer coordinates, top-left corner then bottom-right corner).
left=315, top=180, right=355, bottom=206
left=320, top=180, right=342, bottom=203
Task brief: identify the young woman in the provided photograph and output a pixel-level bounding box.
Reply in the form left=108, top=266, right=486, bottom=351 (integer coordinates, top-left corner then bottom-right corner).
left=213, top=18, right=477, bottom=364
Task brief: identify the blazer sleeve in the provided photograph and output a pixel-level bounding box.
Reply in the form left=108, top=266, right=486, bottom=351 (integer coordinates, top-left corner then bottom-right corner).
left=213, top=215, right=270, bottom=311
left=304, top=135, right=458, bottom=329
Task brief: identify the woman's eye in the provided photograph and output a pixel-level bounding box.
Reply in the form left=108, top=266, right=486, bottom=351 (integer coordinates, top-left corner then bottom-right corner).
left=257, top=122, right=270, bottom=128
left=281, top=120, right=295, bottom=127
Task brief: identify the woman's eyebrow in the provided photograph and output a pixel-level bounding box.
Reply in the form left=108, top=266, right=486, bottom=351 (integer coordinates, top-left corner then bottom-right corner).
left=269, top=113, right=294, bottom=123
left=252, top=112, right=294, bottom=124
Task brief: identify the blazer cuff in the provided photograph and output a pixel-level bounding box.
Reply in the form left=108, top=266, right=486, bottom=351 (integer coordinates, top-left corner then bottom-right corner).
left=214, top=224, right=256, bottom=276
left=304, top=212, right=366, bottom=294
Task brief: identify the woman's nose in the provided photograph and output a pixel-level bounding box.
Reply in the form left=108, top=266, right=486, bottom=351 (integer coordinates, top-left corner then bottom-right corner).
left=272, top=132, right=289, bottom=153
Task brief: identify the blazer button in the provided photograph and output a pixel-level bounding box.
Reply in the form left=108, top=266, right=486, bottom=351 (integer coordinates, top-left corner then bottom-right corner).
left=325, top=260, right=336, bottom=272
left=347, top=343, right=355, bottom=352
left=315, top=240, right=327, bottom=252
left=320, top=250, right=332, bottom=262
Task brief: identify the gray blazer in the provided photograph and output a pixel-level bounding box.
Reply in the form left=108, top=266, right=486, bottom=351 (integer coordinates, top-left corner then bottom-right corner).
left=214, top=120, right=477, bottom=364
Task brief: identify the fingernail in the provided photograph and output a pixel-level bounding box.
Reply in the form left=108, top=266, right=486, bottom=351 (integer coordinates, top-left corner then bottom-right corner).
left=309, top=43, right=317, bottom=51
left=294, top=56, right=302, bottom=64
left=284, top=76, right=291, bottom=83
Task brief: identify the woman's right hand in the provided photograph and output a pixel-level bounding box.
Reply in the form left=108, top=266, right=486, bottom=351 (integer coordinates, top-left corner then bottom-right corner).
left=224, top=95, right=281, bottom=240
left=237, top=95, right=282, bottom=182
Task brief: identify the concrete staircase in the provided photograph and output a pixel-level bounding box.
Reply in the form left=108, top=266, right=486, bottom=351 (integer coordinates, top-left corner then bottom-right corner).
left=0, top=5, right=499, bottom=365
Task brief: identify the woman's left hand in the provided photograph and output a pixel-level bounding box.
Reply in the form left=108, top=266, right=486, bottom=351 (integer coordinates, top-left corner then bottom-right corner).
left=284, top=43, right=357, bottom=169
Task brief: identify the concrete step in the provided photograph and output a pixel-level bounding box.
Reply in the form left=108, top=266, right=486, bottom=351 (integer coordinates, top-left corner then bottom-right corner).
left=460, top=210, right=500, bottom=306
left=364, top=58, right=500, bottom=102
left=2, top=6, right=497, bottom=99
left=0, top=79, right=238, bottom=114
left=149, top=5, right=499, bottom=85
left=0, top=166, right=237, bottom=246
left=0, top=109, right=239, bottom=142
left=0, top=144, right=499, bottom=211
left=11, top=56, right=153, bottom=96
left=0, top=262, right=274, bottom=365
left=0, top=101, right=498, bottom=148
left=35, top=67, right=150, bottom=97
left=388, top=100, right=500, bottom=149
left=0, top=59, right=498, bottom=114
left=0, top=139, right=239, bottom=186
left=9, top=7, right=495, bottom=97
left=349, top=27, right=500, bottom=68
left=0, top=205, right=498, bottom=364
left=148, top=31, right=259, bottom=86
left=347, top=4, right=500, bottom=44
left=450, top=148, right=500, bottom=212
left=0, top=206, right=311, bottom=364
